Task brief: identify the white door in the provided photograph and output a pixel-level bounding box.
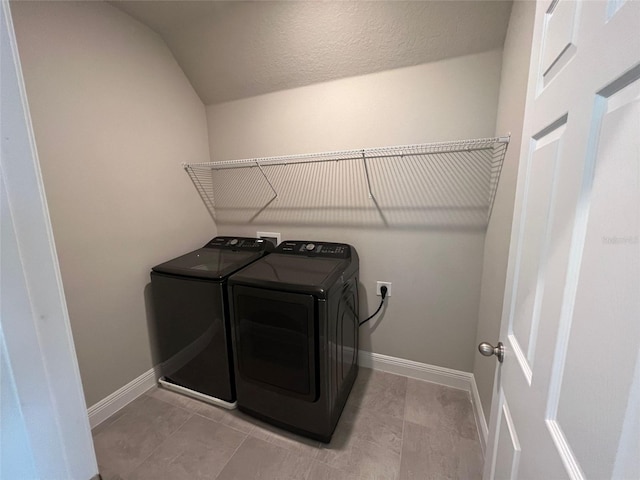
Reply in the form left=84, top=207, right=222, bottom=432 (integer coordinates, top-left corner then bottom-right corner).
left=1, top=1, right=98, bottom=478
left=483, top=1, right=640, bottom=478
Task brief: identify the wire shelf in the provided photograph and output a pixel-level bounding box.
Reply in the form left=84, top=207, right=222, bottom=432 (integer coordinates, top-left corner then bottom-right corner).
left=184, top=136, right=509, bottom=229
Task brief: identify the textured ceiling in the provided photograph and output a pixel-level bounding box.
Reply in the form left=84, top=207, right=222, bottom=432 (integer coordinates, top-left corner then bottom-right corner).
left=110, top=1, right=513, bottom=105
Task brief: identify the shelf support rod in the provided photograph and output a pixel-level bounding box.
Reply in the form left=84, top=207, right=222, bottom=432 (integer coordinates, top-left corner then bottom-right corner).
left=362, top=151, right=388, bottom=227
left=362, top=150, right=374, bottom=199
left=247, top=160, right=278, bottom=223
left=256, top=160, right=278, bottom=199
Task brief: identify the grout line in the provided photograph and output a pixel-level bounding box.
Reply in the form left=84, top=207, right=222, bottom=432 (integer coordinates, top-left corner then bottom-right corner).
left=123, top=411, right=194, bottom=477
left=115, top=392, right=195, bottom=475
left=93, top=393, right=155, bottom=437
left=147, top=389, right=230, bottom=424
left=192, top=410, right=253, bottom=437
left=193, top=410, right=223, bottom=422
left=145, top=391, right=196, bottom=414
left=224, top=416, right=254, bottom=436
left=88, top=368, right=158, bottom=429
left=214, top=433, right=250, bottom=480
left=98, top=368, right=480, bottom=479
left=91, top=411, right=126, bottom=438
left=252, top=428, right=321, bottom=460
left=150, top=388, right=255, bottom=437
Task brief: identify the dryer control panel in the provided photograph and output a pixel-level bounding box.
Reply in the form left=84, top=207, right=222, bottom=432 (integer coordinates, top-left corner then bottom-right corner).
left=204, top=236, right=273, bottom=252
left=276, top=241, right=351, bottom=258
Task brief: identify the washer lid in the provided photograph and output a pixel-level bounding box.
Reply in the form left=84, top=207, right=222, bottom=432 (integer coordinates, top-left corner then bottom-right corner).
left=229, top=254, right=350, bottom=294
left=152, top=236, right=272, bottom=280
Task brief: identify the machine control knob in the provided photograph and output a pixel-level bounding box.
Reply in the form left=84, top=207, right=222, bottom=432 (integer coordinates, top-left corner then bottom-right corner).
left=229, top=239, right=239, bottom=246
left=305, top=243, right=316, bottom=251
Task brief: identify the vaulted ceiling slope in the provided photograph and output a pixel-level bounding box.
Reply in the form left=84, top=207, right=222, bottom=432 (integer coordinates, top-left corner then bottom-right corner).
left=110, top=1, right=512, bottom=105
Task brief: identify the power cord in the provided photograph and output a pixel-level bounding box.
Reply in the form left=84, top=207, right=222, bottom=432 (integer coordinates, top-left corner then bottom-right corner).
left=359, top=285, right=388, bottom=326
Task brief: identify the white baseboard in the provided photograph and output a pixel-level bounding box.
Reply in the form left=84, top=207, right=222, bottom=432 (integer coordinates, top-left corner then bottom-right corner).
left=87, top=367, right=158, bottom=429
left=470, top=374, right=489, bottom=453
left=358, top=350, right=473, bottom=390
left=358, top=350, right=488, bottom=448
left=87, top=351, right=491, bottom=450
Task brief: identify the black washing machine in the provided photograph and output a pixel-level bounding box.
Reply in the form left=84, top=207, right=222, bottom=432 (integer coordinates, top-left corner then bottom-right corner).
left=150, top=236, right=273, bottom=408
left=228, top=240, right=359, bottom=442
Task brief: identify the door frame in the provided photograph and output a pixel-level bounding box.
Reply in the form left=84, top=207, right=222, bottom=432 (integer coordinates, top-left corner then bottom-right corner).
left=1, top=1, right=98, bottom=477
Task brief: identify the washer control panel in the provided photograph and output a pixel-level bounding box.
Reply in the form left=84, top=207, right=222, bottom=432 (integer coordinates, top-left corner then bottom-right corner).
left=204, top=236, right=273, bottom=252
left=277, top=241, right=351, bottom=258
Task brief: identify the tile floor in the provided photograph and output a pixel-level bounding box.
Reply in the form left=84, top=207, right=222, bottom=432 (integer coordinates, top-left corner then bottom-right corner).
left=92, top=368, right=483, bottom=480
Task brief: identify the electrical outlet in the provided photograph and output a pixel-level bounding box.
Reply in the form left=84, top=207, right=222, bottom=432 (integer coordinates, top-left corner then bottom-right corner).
left=376, top=281, right=392, bottom=297
left=257, top=231, right=281, bottom=247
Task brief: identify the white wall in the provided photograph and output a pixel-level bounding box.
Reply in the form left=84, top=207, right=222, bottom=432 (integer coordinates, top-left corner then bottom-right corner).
left=474, top=0, right=536, bottom=418
left=208, top=50, right=503, bottom=158
left=206, top=50, right=503, bottom=372
left=10, top=1, right=215, bottom=407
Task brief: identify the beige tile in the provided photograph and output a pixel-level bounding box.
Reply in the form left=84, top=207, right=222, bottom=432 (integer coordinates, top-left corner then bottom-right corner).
left=317, top=443, right=401, bottom=479
left=217, top=436, right=315, bottom=480
left=399, top=421, right=483, bottom=480
left=92, top=372, right=484, bottom=480
left=404, top=378, right=477, bottom=441
left=92, top=395, right=192, bottom=475
left=92, top=413, right=124, bottom=437
left=120, top=461, right=181, bottom=480
left=341, top=404, right=404, bottom=455
left=306, top=460, right=360, bottom=480
left=343, top=440, right=400, bottom=480
left=147, top=385, right=226, bottom=422
left=218, top=408, right=259, bottom=434
left=250, top=416, right=322, bottom=458
left=316, top=412, right=401, bottom=480
left=128, top=414, right=247, bottom=480
left=315, top=419, right=354, bottom=467
left=346, top=368, right=407, bottom=420
left=92, top=393, right=147, bottom=437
